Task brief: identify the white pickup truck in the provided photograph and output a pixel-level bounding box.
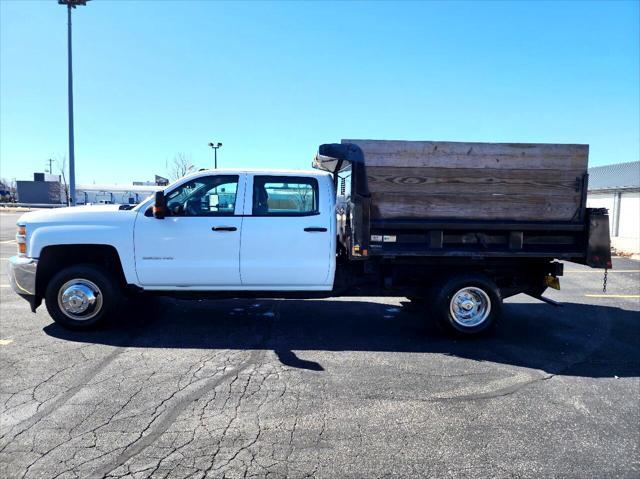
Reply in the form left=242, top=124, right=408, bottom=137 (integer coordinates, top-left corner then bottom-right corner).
left=8, top=140, right=612, bottom=336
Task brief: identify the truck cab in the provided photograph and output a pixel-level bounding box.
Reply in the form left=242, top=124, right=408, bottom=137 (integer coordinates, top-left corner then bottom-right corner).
left=134, top=170, right=336, bottom=290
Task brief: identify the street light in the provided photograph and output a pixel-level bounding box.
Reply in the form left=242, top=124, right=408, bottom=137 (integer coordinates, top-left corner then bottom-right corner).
left=58, top=0, right=89, bottom=205
left=208, top=142, right=222, bottom=169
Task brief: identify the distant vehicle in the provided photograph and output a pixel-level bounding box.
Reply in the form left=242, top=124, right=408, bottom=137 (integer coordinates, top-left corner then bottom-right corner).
left=7, top=140, right=611, bottom=336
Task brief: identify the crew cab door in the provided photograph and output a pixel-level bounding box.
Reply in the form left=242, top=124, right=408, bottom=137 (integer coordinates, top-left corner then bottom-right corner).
left=134, top=174, right=245, bottom=287
left=240, top=174, right=335, bottom=288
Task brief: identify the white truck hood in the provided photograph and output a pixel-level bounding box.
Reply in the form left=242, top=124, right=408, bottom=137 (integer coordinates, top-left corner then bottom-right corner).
left=16, top=205, right=139, bottom=260
left=17, top=205, right=126, bottom=225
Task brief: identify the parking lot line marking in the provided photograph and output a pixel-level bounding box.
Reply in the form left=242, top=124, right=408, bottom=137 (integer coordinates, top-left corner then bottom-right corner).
left=0, top=339, right=13, bottom=346
left=0, top=284, right=10, bottom=288
left=0, top=240, right=15, bottom=244
left=565, top=270, right=640, bottom=273
left=585, top=294, right=640, bottom=299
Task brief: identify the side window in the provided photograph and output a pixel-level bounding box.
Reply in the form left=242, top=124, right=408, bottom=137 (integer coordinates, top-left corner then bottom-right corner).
left=252, top=176, right=319, bottom=216
left=165, top=175, right=239, bottom=216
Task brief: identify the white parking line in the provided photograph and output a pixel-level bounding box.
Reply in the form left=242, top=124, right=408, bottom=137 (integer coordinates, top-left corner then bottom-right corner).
left=0, top=240, right=15, bottom=244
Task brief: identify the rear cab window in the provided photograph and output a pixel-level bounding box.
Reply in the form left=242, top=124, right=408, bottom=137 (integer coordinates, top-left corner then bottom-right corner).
left=252, top=176, right=319, bottom=216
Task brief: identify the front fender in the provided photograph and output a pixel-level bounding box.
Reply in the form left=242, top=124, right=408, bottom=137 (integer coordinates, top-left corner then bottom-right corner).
left=29, top=224, right=137, bottom=284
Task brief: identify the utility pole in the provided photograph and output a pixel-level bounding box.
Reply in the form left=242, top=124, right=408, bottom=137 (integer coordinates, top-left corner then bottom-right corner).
left=58, top=0, right=88, bottom=205
left=208, top=142, right=222, bottom=169
left=47, top=158, right=54, bottom=174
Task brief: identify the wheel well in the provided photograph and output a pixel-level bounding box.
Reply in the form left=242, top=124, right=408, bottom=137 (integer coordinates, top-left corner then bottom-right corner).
left=36, top=245, right=127, bottom=300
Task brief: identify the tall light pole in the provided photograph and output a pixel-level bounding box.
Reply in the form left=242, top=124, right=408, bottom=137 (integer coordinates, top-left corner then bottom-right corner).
left=208, top=142, right=222, bottom=169
left=58, top=0, right=88, bottom=205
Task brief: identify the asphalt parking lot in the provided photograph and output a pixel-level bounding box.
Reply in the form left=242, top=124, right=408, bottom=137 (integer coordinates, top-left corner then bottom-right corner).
left=0, top=211, right=638, bottom=478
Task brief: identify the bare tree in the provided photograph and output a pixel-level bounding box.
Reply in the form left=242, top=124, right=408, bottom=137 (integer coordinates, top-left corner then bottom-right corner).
left=48, top=183, right=64, bottom=204
left=169, top=153, right=196, bottom=181
left=9, top=179, right=17, bottom=202
left=294, top=184, right=312, bottom=211
left=49, top=156, right=70, bottom=205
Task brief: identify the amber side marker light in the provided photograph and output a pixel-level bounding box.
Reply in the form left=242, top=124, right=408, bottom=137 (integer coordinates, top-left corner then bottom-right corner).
left=16, top=225, right=26, bottom=255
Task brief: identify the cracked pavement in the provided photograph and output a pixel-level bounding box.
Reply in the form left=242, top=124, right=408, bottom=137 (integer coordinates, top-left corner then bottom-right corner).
left=0, top=212, right=639, bottom=478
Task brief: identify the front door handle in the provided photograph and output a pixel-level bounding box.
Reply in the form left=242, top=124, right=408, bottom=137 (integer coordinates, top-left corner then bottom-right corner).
left=212, top=226, right=237, bottom=232
left=304, top=227, right=327, bottom=232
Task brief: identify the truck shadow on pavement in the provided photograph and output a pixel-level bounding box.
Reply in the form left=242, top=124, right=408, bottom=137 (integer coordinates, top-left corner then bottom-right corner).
left=44, top=298, right=640, bottom=378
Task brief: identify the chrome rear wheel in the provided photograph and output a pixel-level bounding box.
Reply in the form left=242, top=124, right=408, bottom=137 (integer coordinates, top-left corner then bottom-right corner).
left=449, top=286, right=491, bottom=328
left=433, top=274, right=502, bottom=336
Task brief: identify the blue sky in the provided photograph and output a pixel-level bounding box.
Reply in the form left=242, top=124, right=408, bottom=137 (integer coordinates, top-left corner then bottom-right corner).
left=1, top=0, right=638, bottom=185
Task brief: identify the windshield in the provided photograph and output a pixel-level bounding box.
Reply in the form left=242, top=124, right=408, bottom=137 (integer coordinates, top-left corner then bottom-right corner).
left=132, top=175, right=207, bottom=213
left=165, top=175, right=238, bottom=216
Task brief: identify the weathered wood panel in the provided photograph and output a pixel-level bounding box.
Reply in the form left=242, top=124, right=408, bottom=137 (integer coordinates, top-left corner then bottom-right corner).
left=343, top=139, right=588, bottom=221
left=366, top=167, right=583, bottom=196
left=343, top=139, right=589, bottom=170
left=370, top=192, right=581, bottom=221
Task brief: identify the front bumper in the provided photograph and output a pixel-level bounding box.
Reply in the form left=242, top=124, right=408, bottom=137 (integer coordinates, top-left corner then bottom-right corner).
left=7, top=256, right=38, bottom=311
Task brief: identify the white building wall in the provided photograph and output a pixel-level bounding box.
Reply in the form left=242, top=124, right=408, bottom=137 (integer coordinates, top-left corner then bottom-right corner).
left=618, top=192, right=640, bottom=238
left=617, top=192, right=640, bottom=254
left=587, top=190, right=640, bottom=255
left=587, top=193, right=615, bottom=222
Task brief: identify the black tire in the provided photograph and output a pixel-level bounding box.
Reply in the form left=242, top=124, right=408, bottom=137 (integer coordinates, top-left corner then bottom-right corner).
left=45, top=264, right=122, bottom=330
left=432, top=274, right=502, bottom=336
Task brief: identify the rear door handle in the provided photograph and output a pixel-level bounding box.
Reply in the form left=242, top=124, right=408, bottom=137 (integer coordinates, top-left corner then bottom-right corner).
left=212, top=226, right=237, bottom=232
left=304, top=227, right=327, bottom=232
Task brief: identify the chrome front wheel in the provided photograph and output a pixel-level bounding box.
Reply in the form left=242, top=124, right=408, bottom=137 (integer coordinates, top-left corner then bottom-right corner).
left=46, top=264, right=121, bottom=330
left=57, top=279, right=104, bottom=321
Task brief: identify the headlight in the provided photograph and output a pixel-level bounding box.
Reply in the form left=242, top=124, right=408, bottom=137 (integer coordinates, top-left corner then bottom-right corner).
left=16, top=225, right=26, bottom=255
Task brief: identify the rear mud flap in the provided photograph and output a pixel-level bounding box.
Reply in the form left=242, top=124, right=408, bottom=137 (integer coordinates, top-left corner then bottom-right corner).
left=586, top=208, right=612, bottom=269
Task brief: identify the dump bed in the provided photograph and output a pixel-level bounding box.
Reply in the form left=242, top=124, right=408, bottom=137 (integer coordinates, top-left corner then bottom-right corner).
left=315, top=139, right=610, bottom=268
left=344, top=139, right=588, bottom=222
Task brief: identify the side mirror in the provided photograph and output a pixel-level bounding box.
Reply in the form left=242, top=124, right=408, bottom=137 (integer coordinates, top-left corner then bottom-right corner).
left=153, top=191, right=166, bottom=219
